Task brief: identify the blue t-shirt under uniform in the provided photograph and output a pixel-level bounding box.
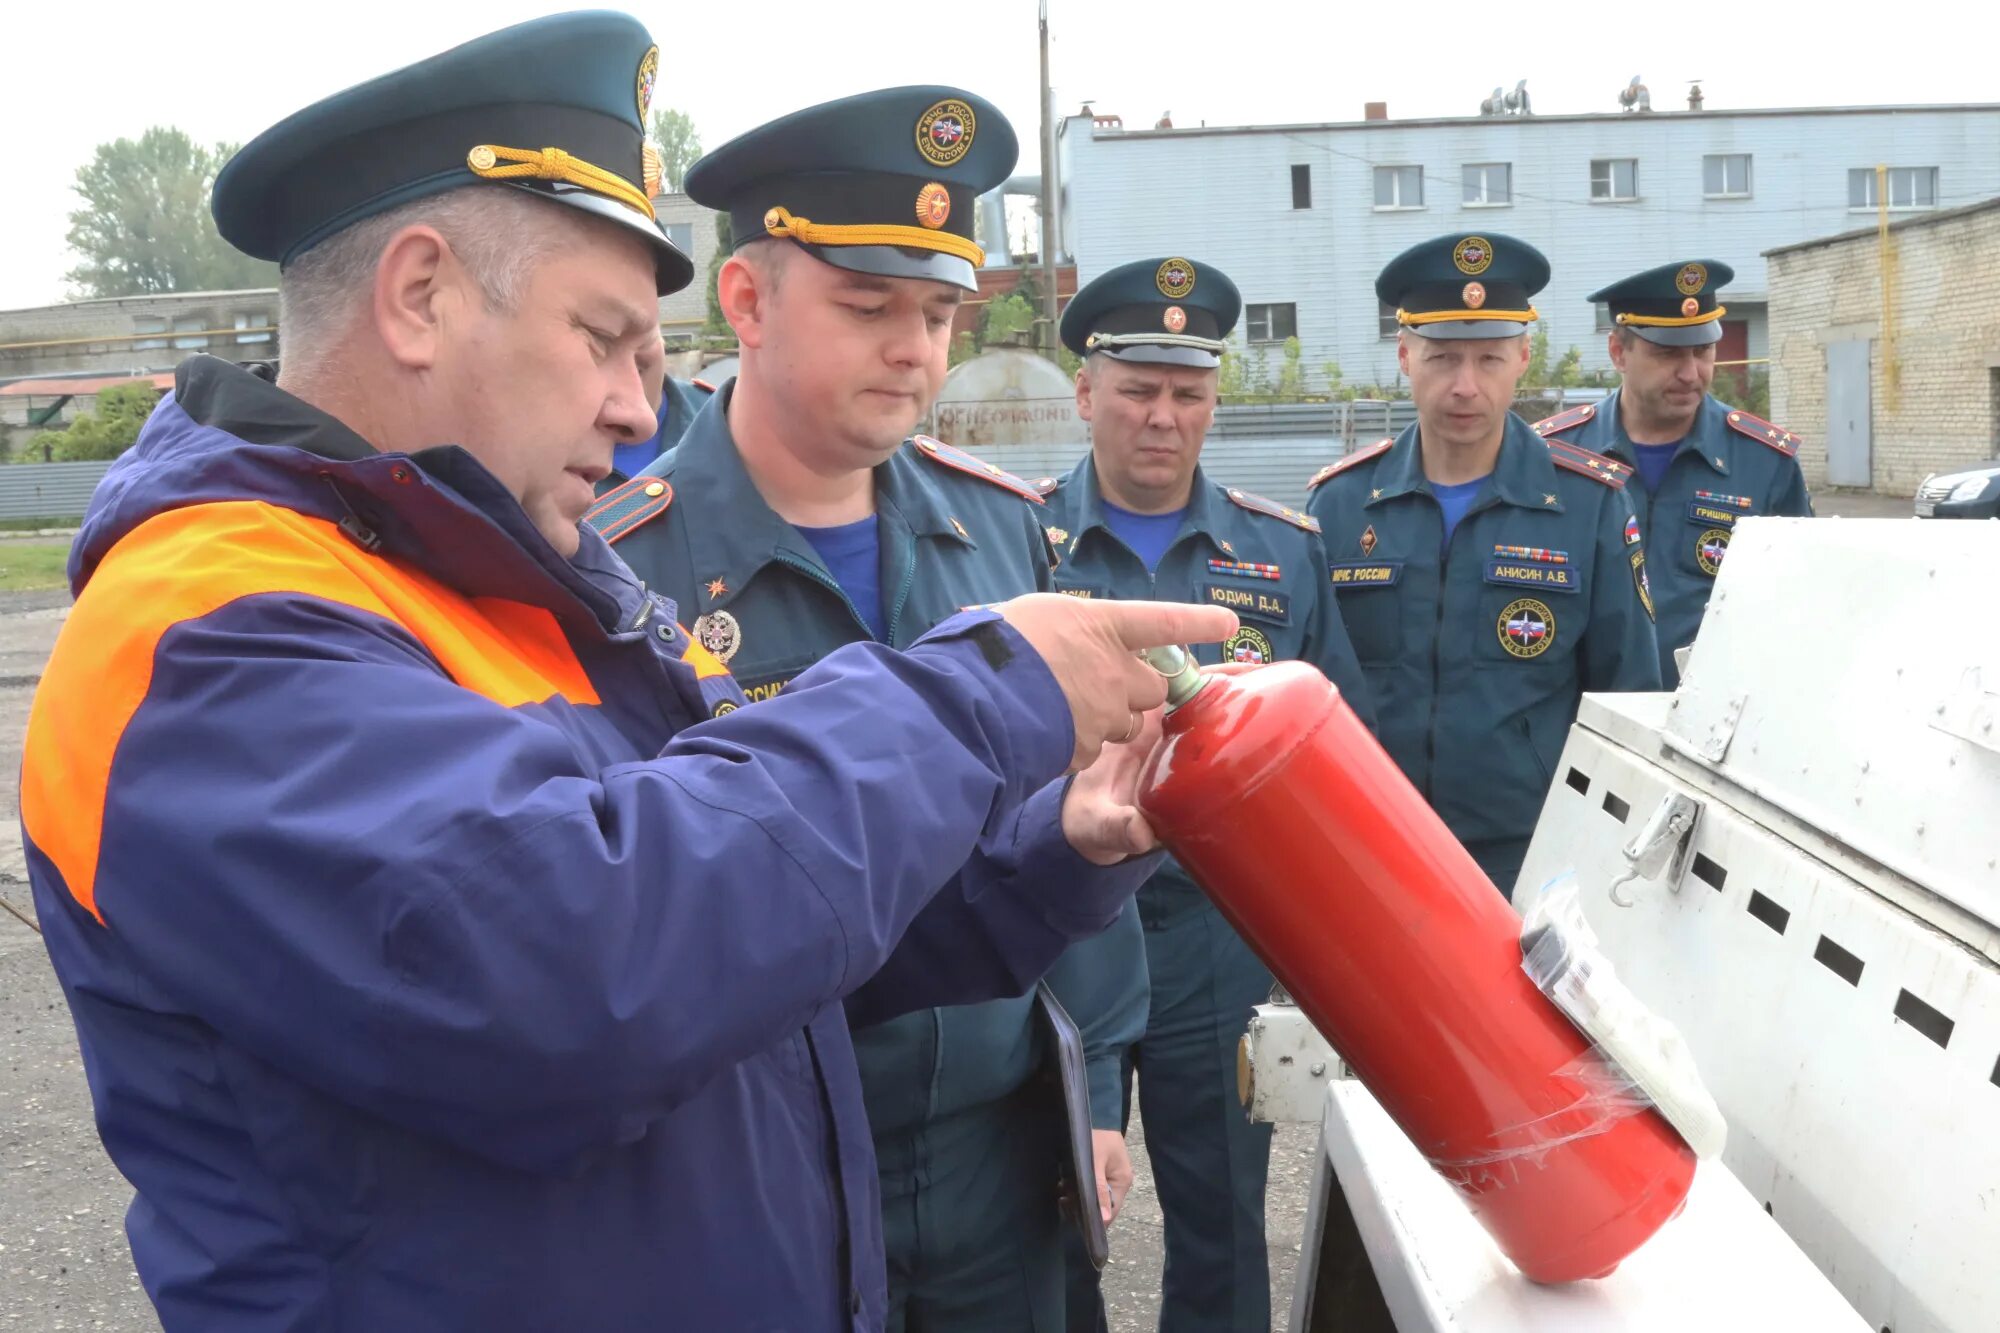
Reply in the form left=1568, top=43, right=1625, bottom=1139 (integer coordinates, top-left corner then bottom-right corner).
left=795, top=516, right=886, bottom=642
left=1430, top=477, right=1488, bottom=547
left=1631, top=442, right=1681, bottom=495
left=1100, top=499, right=1188, bottom=573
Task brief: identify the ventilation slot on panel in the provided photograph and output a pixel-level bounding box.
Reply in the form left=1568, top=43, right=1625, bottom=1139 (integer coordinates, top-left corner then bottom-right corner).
left=1692, top=853, right=1727, bottom=891
left=1813, top=935, right=1865, bottom=986
left=1746, top=890, right=1790, bottom=935
left=1565, top=767, right=1591, bottom=795
left=1601, top=791, right=1631, bottom=823
left=1893, top=990, right=1954, bottom=1050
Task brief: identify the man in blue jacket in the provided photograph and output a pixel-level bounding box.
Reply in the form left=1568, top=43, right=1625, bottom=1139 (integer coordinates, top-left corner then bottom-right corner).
left=592, top=86, right=1150, bottom=1332
left=19, top=16, right=1235, bottom=1331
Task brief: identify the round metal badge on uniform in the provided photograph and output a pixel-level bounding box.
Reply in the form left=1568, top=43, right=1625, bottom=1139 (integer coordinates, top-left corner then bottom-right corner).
left=1163, top=305, right=1188, bottom=332
left=1696, top=528, right=1730, bottom=577
left=1681, top=297, right=1700, bottom=318
left=915, top=98, right=976, bottom=166
left=1462, top=281, right=1487, bottom=309
left=1453, top=236, right=1493, bottom=276
left=1224, top=625, right=1273, bottom=664
left=692, top=610, right=742, bottom=663
left=1498, top=597, right=1555, bottom=659
left=1156, top=257, right=1196, bottom=299
left=915, top=182, right=951, bottom=229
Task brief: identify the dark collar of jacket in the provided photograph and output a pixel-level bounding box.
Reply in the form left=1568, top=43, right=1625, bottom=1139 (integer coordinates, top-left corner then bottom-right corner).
left=1059, top=453, right=1232, bottom=558
left=149, top=356, right=649, bottom=635
left=1365, top=412, right=1569, bottom=514
left=641, top=381, right=979, bottom=613
left=1590, top=388, right=1733, bottom=478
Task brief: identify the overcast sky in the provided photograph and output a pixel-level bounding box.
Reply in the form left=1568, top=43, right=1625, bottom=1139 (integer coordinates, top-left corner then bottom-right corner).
left=3, top=0, right=1991, bottom=310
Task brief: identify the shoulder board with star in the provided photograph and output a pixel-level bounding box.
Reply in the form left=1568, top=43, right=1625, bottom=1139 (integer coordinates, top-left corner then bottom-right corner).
left=1306, top=438, right=1393, bottom=491
left=1723, top=408, right=1802, bottom=457
left=1532, top=402, right=1597, bottom=437
left=1225, top=486, right=1320, bottom=533
left=910, top=435, right=1046, bottom=505
left=585, top=474, right=674, bottom=545
left=1544, top=437, right=1632, bottom=489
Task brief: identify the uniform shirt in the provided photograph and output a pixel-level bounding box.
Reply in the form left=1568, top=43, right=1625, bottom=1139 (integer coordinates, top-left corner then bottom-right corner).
left=590, top=383, right=1150, bottom=1148
left=1305, top=413, right=1663, bottom=890
left=604, top=376, right=715, bottom=489
left=1535, top=390, right=1812, bottom=685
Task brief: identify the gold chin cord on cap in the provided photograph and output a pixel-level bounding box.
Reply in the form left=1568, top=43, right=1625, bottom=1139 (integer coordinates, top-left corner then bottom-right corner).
left=760, top=205, right=984, bottom=265
left=1616, top=304, right=1728, bottom=329
left=466, top=144, right=656, bottom=221
left=1397, top=305, right=1540, bottom=327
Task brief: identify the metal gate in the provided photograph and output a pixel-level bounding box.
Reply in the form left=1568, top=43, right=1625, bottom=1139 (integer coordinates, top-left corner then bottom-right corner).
left=1825, top=339, right=1872, bottom=487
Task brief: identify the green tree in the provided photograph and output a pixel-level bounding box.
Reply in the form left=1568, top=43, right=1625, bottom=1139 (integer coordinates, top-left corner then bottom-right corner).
left=978, top=291, right=1036, bottom=347
left=1554, top=345, right=1583, bottom=388
left=1521, top=326, right=1553, bottom=389
left=702, top=212, right=734, bottom=345
left=1274, top=337, right=1308, bottom=400
left=65, top=128, right=277, bottom=298
left=947, top=331, right=979, bottom=368
left=41, top=383, right=160, bottom=461
left=648, top=107, right=702, bottom=193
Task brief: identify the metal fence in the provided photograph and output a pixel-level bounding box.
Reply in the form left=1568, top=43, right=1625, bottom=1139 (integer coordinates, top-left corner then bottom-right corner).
left=0, top=462, right=113, bottom=521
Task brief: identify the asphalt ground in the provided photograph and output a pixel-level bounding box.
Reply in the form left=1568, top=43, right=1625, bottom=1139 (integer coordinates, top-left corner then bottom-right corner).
left=0, top=488, right=1917, bottom=1329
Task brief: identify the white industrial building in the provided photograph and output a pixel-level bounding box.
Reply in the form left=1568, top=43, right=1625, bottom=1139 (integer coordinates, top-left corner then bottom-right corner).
left=1057, top=96, right=2000, bottom=389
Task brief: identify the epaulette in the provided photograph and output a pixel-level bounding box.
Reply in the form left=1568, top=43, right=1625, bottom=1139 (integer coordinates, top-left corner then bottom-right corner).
left=584, top=475, right=673, bottom=545
left=1723, top=408, right=1802, bottom=457
left=1306, top=438, right=1393, bottom=491
left=1225, top=486, right=1320, bottom=533
left=911, top=434, right=1045, bottom=505
left=1033, top=476, right=1059, bottom=497
left=691, top=377, right=717, bottom=394
left=1532, top=402, right=1597, bottom=437
left=1544, top=437, right=1632, bottom=488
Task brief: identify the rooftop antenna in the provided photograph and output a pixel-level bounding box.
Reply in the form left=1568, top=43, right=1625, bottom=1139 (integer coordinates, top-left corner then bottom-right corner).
left=1618, top=76, right=1652, bottom=113
left=1479, top=85, right=1506, bottom=116
left=1505, top=79, right=1532, bottom=115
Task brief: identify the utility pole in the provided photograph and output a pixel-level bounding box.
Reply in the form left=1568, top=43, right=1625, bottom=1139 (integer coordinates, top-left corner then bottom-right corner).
left=1037, top=0, right=1061, bottom=355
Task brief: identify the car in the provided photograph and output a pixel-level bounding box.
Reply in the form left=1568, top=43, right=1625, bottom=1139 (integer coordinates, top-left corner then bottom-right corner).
left=1913, top=462, right=2000, bottom=518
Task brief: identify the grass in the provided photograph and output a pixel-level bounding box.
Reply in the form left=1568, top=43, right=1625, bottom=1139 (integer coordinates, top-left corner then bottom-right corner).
left=0, top=541, right=73, bottom=592
left=0, top=516, right=77, bottom=533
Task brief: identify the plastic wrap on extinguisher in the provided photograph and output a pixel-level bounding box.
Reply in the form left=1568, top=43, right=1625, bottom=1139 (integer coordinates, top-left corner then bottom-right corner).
left=1135, top=658, right=1696, bottom=1283
left=1519, top=878, right=1728, bottom=1162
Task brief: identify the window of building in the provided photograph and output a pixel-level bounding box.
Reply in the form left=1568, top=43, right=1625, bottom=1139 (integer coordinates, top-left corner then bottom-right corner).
left=664, top=222, right=695, bottom=255
left=1462, top=163, right=1511, bottom=206
left=1246, top=302, right=1298, bottom=344
left=132, top=315, right=168, bottom=351
left=1703, top=153, right=1752, bottom=199
left=1291, top=164, right=1313, bottom=209
left=1590, top=158, right=1639, bottom=201
left=1849, top=166, right=1938, bottom=209
left=233, top=312, right=272, bottom=345
left=171, top=315, right=209, bottom=350
left=1378, top=301, right=1401, bottom=339
left=1594, top=302, right=1616, bottom=332
left=1373, top=165, right=1423, bottom=209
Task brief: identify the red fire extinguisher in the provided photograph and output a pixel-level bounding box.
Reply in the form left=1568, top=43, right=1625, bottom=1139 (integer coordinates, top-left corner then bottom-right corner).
left=1135, top=650, right=1694, bottom=1283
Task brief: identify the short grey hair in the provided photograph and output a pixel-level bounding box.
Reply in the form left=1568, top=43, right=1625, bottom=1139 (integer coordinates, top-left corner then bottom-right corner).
left=278, top=186, right=580, bottom=359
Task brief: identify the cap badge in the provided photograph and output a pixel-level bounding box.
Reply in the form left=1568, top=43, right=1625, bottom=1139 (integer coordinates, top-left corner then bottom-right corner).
left=916, top=98, right=977, bottom=167
left=1676, top=262, right=1707, bottom=296
left=1462, top=281, right=1487, bottom=309
left=915, top=182, right=952, bottom=229
left=1163, top=305, right=1188, bottom=333
left=1681, top=296, right=1701, bottom=317
left=1453, top=237, right=1493, bottom=276
left=641, top=142, right=664, bottom=199
left=636, top=46, right=660, bottom=121
left=1156, top=257, right=1196, bottom=299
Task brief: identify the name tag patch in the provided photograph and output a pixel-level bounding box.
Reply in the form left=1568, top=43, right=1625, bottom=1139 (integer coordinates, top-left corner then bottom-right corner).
left=1330, top=562, right=1402, bottom=587
left=1204, top=584, right=1291, bottom=624
left=738, top=675, right=795, bottom=704
left=1688, top=491, right=1754, bottom=527
left=1056, top=585, right=1105, bottom=600
left=1483, top=544, right=1577, bottom=593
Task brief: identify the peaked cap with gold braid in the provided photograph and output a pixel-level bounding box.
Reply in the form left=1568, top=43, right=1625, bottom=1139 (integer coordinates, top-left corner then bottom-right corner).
left=212, top=12, right=693, bottom=294
left=1376, top=231, right=1550, bottom=340
left=685, top=85, right=1018, bottom=293
left=1589, top=259, right=1736, bottom=347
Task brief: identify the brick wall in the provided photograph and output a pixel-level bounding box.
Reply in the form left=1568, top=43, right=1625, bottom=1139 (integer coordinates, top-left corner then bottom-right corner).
left=1770, top=201, right=2000, bottom=495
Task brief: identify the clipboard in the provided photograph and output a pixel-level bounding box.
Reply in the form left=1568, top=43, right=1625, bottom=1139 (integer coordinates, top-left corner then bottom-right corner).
left=1034, top=981, right=1110, bottom=1271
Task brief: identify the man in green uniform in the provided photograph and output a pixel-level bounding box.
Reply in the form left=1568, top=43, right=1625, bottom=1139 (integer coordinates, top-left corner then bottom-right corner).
left=1533, top=260, right=1812, bottom=684
left=1044, top=255, right=1376, bottom=1333
left=1305, top=233, right=1661, bottom=899
left=587, top=87, right=1147, bottom=1333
